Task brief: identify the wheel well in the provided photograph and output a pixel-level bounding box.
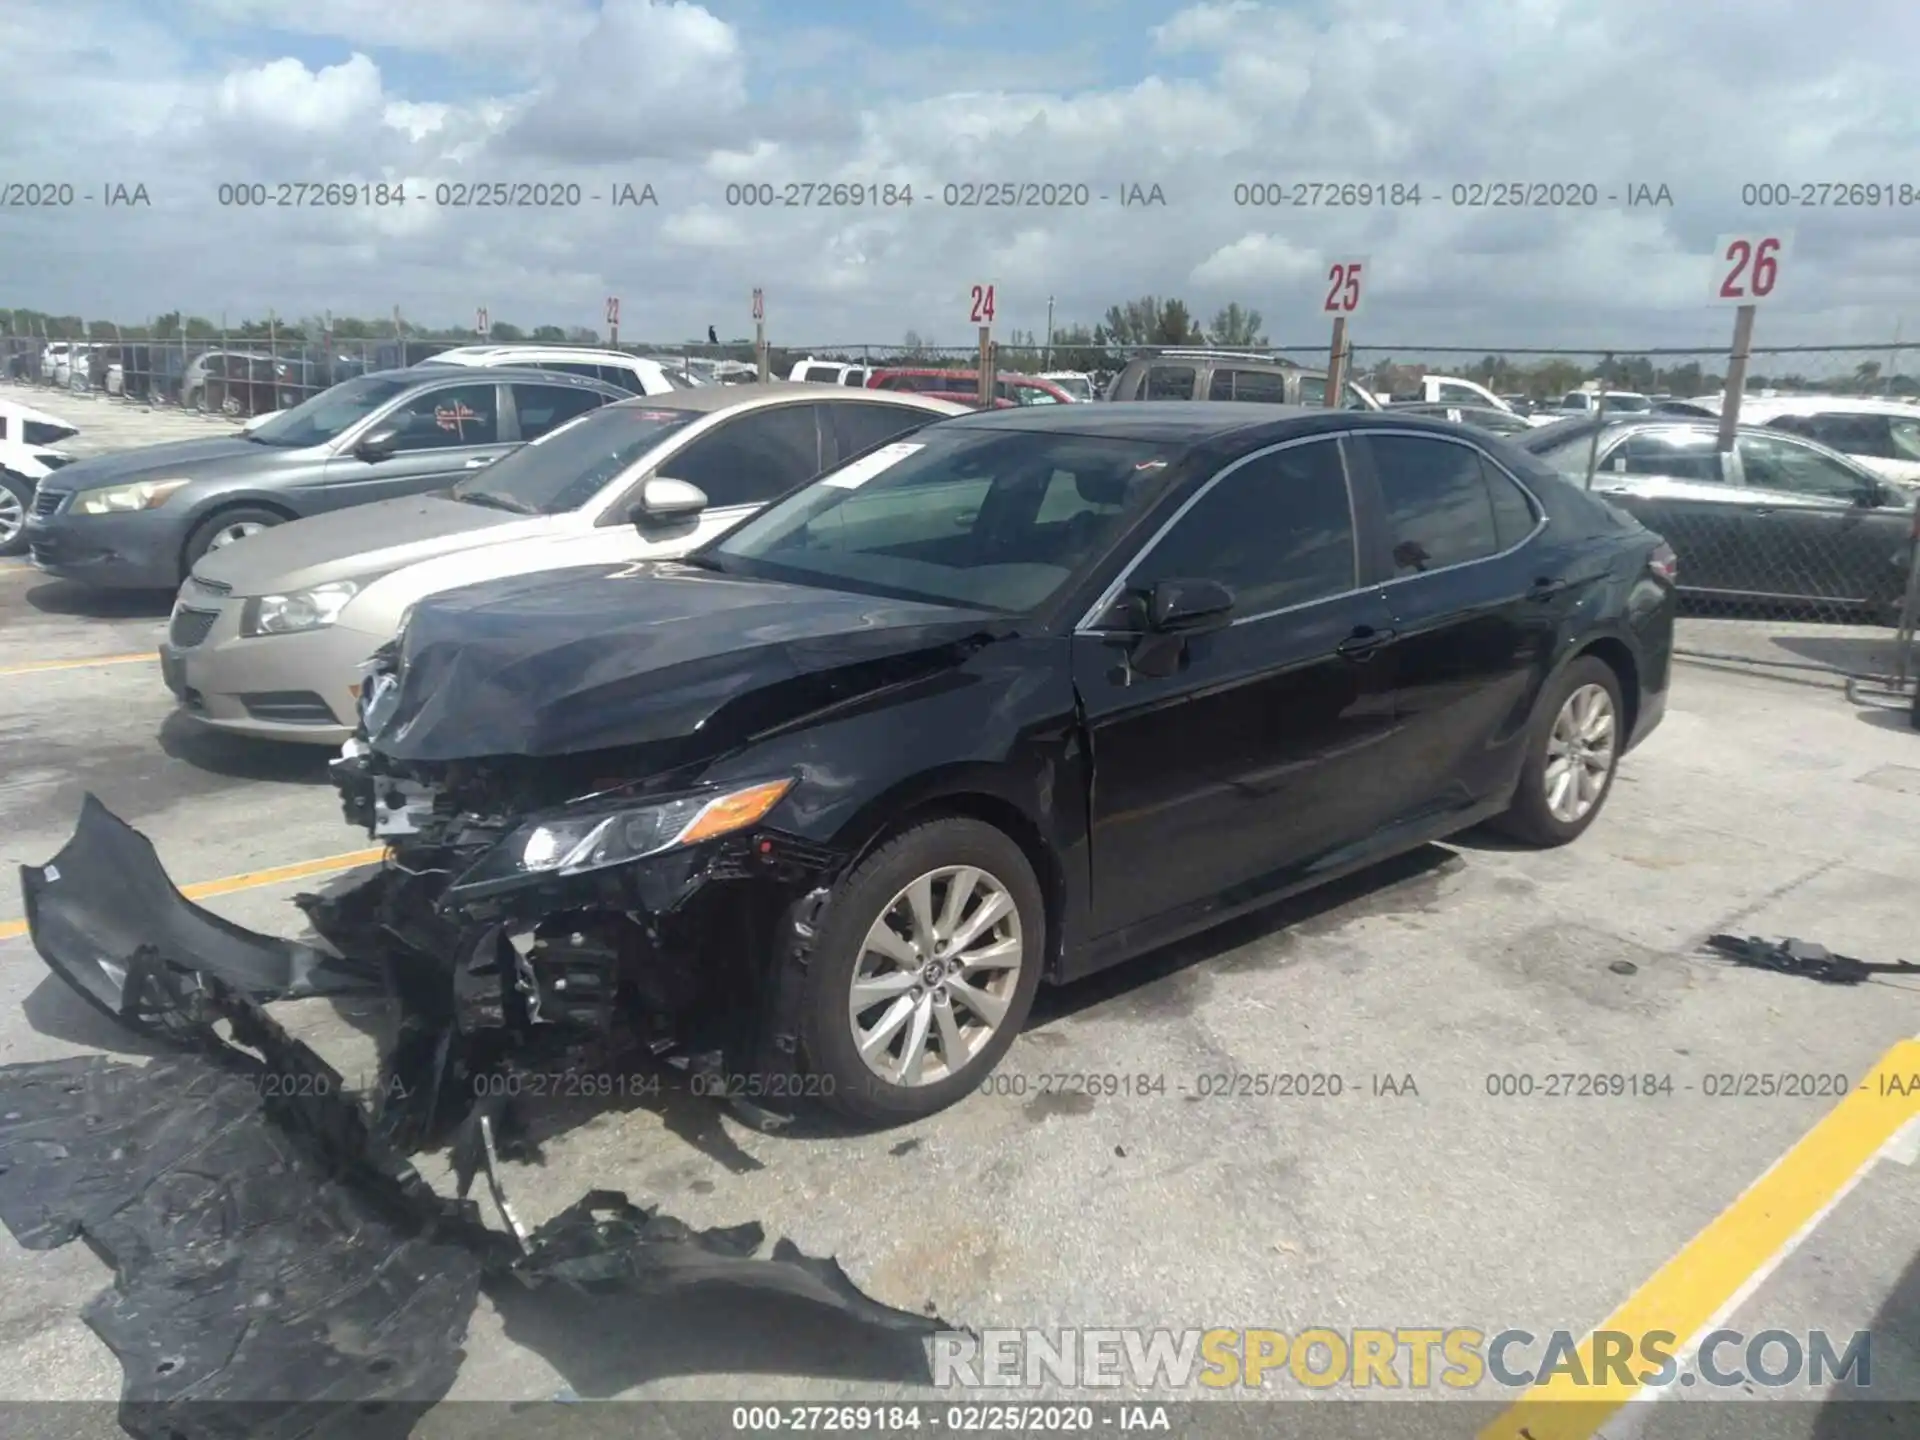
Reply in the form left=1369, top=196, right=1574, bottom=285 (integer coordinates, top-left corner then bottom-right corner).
left=851, top=792, right=1067, bottom=981
left=1576, top=636, right=1639, bottom=741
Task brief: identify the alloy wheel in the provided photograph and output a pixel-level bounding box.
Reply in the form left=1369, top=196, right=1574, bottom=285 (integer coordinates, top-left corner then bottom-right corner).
left=1544, top=682, right=1617, bottom=823
left=206, top=520, right=266, bottom=550
left=0, top=488, right=23, bottom=547
left=847, top=865, right=1023, bottom=1087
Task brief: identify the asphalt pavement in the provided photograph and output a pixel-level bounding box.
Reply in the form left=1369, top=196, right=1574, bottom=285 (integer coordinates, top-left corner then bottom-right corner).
left=2, top=391, right=1919, bottom=1438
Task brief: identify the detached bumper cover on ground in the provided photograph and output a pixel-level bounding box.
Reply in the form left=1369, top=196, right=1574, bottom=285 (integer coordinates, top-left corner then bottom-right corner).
left=5, top=806, right=948, bottom=1440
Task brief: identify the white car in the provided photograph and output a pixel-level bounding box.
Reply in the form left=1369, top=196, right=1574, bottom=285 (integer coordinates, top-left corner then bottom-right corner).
left=159, top=385, right=967, bottom=744
left=0, top=397, right=80, bottom=555
left=1682, top=394, right=1920, bottom=494
left=1554, top=390, right=1655, bottom=416
left=1039, top=371, right=1096, bottom=401
left=417, top=345, right=689, bottom=397
left=788, top=358, right=872, bottom=387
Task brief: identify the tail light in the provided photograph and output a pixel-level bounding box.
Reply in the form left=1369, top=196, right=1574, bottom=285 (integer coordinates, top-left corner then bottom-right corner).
left=1648, top=542, right=1678, bottom=583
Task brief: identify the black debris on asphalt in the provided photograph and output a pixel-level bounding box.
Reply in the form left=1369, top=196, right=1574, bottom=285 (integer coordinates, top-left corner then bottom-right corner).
left=0, top=965, right=948, bottom=1439
left=1705, top=933, right=1920, bottom=986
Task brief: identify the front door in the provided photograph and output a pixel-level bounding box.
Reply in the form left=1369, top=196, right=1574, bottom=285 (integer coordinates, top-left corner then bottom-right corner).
left=1074, top=435, right=1400, bottom=944
left=312, top=381, right=515, bottom=511
left=1732, top=429, right=1906, bottom=606
left=1589, top=425, right=1744, bottom=593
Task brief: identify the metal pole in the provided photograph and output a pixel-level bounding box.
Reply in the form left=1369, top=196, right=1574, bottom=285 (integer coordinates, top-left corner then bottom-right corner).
left=394, top=305, right=405, bottom=367
left=977, top=325, right=993, bottom=408
left=1581, top=354, right=1614, bottom=490
left=1044, top=296, right=1054, bottom=370
left=1888, top=318, right=1904, bottom=397
left=1717, top=305, right=1758, bottom=453
left=755, top=318, right=768, bottom=382
left=1324, top=316, right=1347, bottom=407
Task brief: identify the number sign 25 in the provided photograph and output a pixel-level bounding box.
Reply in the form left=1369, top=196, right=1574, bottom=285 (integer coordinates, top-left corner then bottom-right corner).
left=1323, top=259, right=1367, bottom=317
left=1713, top=234, right=1790, bottom=305
left=968, top=284, right=996, bottom=325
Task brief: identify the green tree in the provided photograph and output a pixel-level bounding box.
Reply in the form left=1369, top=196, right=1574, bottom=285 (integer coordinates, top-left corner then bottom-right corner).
left=1206, top=303, right=1265, bottom=346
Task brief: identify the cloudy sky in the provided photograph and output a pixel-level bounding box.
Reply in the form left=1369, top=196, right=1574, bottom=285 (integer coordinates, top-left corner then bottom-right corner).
left=3, top=0, right=1918, bottom=351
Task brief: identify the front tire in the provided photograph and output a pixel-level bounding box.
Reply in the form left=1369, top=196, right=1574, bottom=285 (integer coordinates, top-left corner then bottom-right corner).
left=181, top=505, right=285, bottom=576
left=0, top=470, right=31, bottom=557
left=1489, top=656, right=1625, bottom=847
left=800, top=817, right=1045, bottom=1126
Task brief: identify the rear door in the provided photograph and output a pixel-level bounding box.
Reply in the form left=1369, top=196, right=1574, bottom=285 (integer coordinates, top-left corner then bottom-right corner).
left=1351, top=431, right=1564, bottom=821
left=506, top=381, right=614, bottom=444
left=1587, top=426, right=1744, bottom=592
left=314, top=380, right=513, bottom=509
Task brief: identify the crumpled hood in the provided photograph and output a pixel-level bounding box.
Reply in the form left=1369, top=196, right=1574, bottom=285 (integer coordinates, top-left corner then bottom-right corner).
left=369, top=560, right=1001, bottom=762
left=32, top=434, right=274, bottom=492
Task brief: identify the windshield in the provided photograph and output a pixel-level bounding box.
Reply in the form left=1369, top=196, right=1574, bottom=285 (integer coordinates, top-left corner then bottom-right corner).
left=451, top=404, right=699, bottom=515
left=1049, top=376, right=1094, bottom=401
left=1520, top=419, right=1609, bottom=473
left=709, top=429, right=1180, bottom=612
left=1603, top=393, right=1653, bottom=412
left=247, top=374, right=415, bottom=447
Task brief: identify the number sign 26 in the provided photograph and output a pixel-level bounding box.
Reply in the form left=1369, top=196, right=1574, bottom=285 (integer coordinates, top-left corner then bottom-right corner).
left=1713, top=234, right=1790, bottom=305
left=1323, top=259, right=1367, bottom=317
left=969, top=284, right=996, bottom=325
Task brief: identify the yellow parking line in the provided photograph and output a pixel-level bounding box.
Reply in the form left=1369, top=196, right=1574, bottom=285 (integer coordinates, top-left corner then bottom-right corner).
left=1480, top=1036, right=1920, bottom=1440
left=0, top=652, right=156, bottom=677
left=0, top=846, right=386, bottom=942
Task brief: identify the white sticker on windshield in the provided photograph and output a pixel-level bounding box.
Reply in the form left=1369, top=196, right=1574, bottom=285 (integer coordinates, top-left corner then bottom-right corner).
left=822, top=442, right=924, bottom=489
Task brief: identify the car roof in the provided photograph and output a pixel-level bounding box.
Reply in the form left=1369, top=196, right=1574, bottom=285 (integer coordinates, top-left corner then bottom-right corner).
left=424, top=347, right=665, bottom=367
left=932, top=399, right=1457, bottom=443
left=359, top=366, right=621, bottom=389
left=1520, top=413, right=1822, bottom=450
left=1729, top=395, right=1920, bottom=417
left=602, top=381, right=969, bottom=414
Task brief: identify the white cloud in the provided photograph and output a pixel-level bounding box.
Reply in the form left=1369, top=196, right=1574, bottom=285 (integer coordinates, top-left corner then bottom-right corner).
left=0, top=0, right=1917, bottom=352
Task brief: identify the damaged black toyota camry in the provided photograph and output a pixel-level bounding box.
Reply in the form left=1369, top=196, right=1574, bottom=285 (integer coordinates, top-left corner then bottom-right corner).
left=28, top=403, right=1675, bottom=1127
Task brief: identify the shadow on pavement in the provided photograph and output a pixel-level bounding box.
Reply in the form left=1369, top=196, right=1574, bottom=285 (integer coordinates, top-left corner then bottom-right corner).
left=158, top=709, right=335, bottom=784
left=23, top=579, right=172, bottom=619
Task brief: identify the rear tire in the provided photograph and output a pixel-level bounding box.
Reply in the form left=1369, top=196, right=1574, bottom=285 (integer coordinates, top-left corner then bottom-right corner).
left=0, top=470, right=31, bottom=557
left=181, top=505, right=286, bottom=577
left=800, top=817, right=1045, bottom=1127
left=1489, top=656, right=1625, bottom=847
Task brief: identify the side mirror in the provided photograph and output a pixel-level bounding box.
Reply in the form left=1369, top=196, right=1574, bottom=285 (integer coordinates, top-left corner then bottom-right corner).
left=628, top=476, right=708, bottom=526
left=1145, top=578, right=1234, bottom=634
left=354, top=422, right=402, bottom=461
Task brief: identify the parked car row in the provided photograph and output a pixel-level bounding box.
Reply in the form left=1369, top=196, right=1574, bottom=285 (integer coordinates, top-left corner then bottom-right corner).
left=26, top=389, right=1679, bottom=1124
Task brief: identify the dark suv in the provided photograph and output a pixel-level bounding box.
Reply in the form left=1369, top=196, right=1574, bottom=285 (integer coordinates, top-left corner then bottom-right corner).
left=1106, top=352, right=1382, bottom=410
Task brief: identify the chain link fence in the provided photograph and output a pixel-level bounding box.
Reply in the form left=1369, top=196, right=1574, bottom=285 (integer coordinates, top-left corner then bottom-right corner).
left=6, top=316, right=1917, bottom=687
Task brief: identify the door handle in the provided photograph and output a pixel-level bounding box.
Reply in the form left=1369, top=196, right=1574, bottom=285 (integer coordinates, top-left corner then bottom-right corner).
left=463, top=456, right=495, bottom=468
left=1528, top=577, right=1571, bottom=600
left=1335, top=626, right=1396, bottom=661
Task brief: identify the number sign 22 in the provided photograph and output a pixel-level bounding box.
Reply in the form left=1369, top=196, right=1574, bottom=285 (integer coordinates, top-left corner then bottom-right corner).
left=1323, top=259, right=1367, bottom=317
left=1713, top=234, right=1789, bottom=304
left=969, top=284, right=996, bottom=325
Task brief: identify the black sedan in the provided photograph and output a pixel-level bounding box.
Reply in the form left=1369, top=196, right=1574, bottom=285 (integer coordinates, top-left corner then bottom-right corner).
left=1522, top=416, right=1913, bottom=620
left=1384, top=401, right=1537, bottom=437
left=30, top=405, right=1675, bottom=1128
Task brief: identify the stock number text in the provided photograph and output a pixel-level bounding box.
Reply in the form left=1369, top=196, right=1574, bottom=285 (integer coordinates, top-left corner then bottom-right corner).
left=1741, top=183, right=1920, bottom=207
left=217, top=182, right=408, bottom=207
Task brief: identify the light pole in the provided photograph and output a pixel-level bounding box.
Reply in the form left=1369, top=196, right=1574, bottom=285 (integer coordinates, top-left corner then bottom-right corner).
left=1044, top=295, right=1054, bottom=370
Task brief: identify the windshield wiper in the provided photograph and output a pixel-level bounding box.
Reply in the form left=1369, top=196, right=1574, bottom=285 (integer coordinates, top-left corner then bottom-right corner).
left=456, top=491, right=534, bottom=514
left=676, top=553, right=728, bottom=572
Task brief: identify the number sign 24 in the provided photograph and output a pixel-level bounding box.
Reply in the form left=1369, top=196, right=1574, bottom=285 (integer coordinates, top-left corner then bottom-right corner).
left=968, top=284, right=996, bottom=325
left=1713, top=234, right=1790, bottom=305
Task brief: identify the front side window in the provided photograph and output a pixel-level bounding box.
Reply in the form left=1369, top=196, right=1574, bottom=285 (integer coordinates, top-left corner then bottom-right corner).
left=385, top=384, right=501, bottom=450
left=710, top=430, right=1179, bottom=611
left=1736, top=432, right=1870, bottom=500
left=247, top=373, right=415, bottom=447
left=1891, top=417, right=1920, bottom=461
left=454, top=403, right=697, bottom=515
left=1126, top=440, right=1355, bottom=617
left=665, top=403, right=824, bottom=507
left=1366, top=435, right=1504, bottom=575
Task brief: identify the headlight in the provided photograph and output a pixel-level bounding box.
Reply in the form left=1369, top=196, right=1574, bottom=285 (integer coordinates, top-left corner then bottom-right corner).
left=452, top=778, right=796, bottom=894
left=72, top=478, right=191, bottom=514
left=242, top=580, right=362, bottom=636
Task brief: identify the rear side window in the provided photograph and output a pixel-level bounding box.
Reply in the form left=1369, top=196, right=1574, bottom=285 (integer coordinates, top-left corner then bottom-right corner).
left=832, top=401, right=933, bottom=460
left=797, top=364, right=841, bottom=383
left=597, top=364, right=645, bottom=393
left=512, top=382, right=607, bottom=441
left=1482, top=459, right=1539, bottom=549
left=1365, top=435, right=1504, bottom=575
left=1208, top=369, right=1287, bottom=403
left=1144, top=365, right=1197, bottom=400
left=1611, top=429, right=1725, bottom=483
